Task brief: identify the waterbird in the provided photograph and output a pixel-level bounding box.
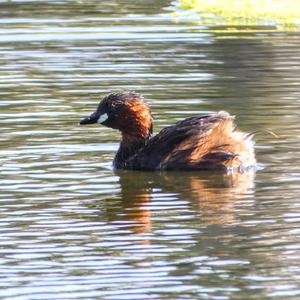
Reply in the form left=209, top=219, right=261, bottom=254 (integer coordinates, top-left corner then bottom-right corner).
left=80, top=91, right=255, bottom=172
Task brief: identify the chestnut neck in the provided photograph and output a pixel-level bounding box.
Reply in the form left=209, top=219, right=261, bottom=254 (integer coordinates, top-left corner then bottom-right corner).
left=112, top=101, right=153, bottom=169
left=113, top=132, right=150, bottom=169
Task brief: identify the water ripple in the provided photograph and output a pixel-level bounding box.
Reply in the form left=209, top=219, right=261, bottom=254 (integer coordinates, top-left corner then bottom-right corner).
left=0, top=0, right=300, bottom=299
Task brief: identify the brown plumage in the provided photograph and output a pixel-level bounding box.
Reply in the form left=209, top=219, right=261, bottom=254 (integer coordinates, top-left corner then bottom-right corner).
left=80, top=91, right=256, bottom=172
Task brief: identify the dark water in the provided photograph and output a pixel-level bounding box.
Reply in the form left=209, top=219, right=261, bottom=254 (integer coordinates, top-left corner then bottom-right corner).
left=1, top=1, right=300, bottom=299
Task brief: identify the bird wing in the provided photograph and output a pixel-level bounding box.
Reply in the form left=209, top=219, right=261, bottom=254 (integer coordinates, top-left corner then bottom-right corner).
left=125, top=111, right=239, bottom=170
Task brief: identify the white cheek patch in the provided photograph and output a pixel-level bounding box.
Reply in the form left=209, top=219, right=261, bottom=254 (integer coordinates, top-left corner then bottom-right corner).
left=97, top=113, right=109, bottom=124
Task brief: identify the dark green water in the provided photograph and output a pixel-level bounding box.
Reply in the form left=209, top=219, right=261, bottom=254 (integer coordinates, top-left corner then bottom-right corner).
left=0, top=1, right=300, bottom=299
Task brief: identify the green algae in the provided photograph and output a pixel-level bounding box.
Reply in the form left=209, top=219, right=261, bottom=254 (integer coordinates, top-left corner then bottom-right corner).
left=179, top=0, right=300, bottom=26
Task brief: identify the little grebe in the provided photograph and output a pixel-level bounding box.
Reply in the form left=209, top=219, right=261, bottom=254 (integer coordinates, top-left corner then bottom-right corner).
left=80, top=92, right=256, bottom=172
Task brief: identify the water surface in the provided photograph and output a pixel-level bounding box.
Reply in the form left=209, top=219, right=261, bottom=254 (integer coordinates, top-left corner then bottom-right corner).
left=1, top=1, right=300, bottom=299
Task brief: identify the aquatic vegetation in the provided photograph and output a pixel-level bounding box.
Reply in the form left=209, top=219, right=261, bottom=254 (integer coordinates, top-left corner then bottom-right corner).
left=179, top=0, right=300, bottom=25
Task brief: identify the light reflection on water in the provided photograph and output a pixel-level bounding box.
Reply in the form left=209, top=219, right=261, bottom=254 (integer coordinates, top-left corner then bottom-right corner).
left=0, top=0, right=300, bottom=299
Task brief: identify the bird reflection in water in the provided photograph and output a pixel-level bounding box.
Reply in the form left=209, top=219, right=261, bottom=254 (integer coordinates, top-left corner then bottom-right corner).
left=110, top=170, right=255, bottom=234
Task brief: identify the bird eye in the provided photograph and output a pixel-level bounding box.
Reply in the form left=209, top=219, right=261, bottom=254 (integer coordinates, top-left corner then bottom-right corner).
left=108, top=103, right=116, bottom=112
